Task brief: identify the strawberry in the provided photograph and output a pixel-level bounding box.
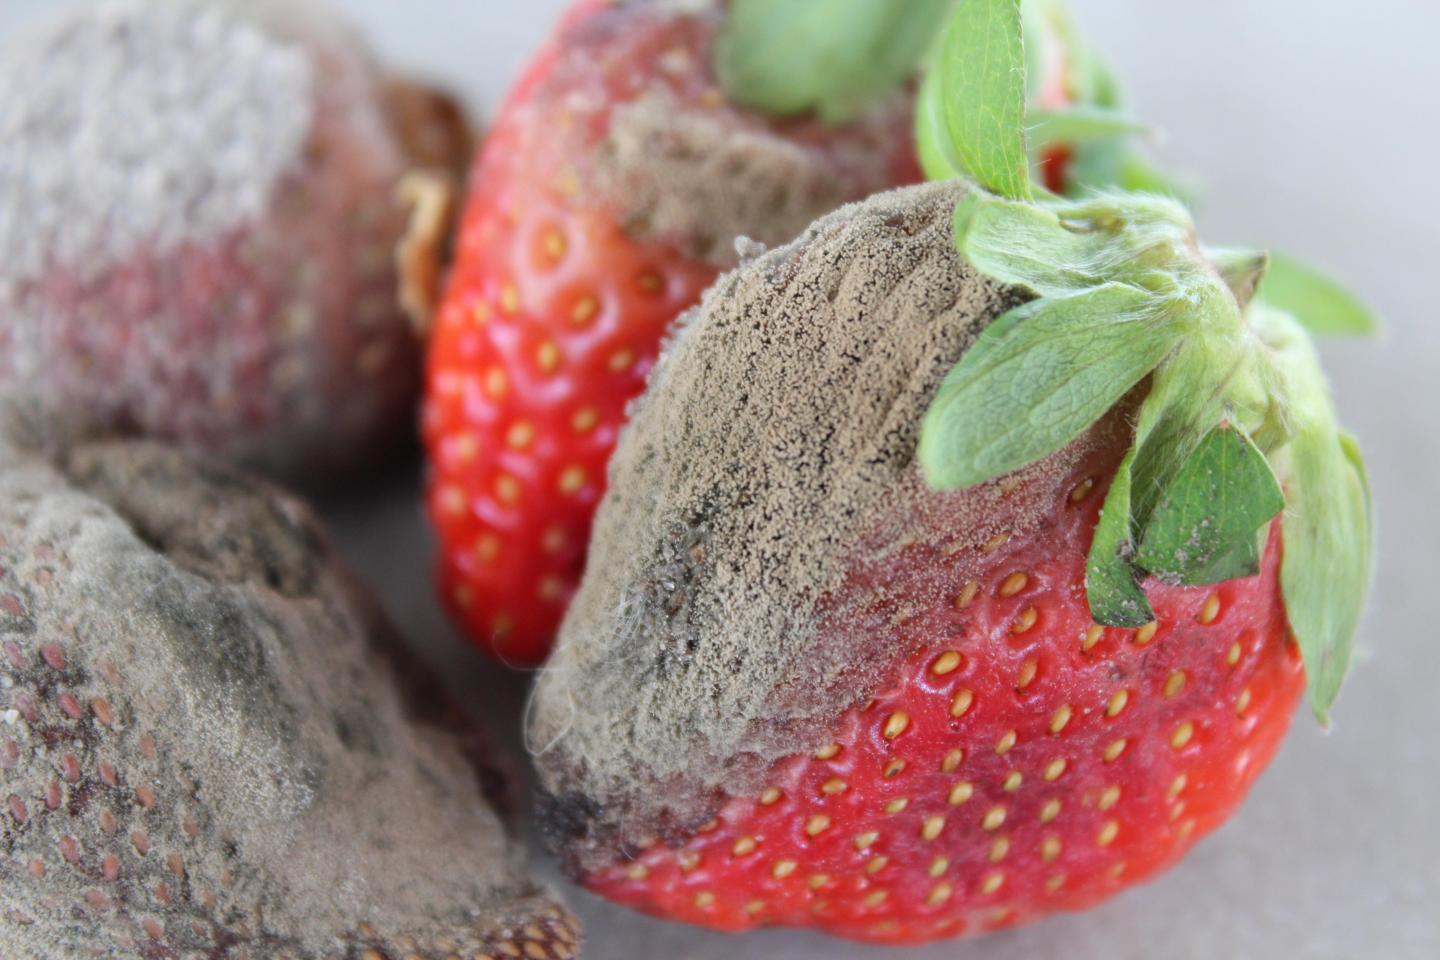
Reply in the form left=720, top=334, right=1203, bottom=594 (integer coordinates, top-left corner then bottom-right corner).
left=529, top=1, right=1372, bottom=943
left=0, top=435, right=579, bottom=959
left=422, top=0, right=931, bottom=665
left=424, top=0, right=1140, bottom=666
left=0, top=0, right=470, bottom=484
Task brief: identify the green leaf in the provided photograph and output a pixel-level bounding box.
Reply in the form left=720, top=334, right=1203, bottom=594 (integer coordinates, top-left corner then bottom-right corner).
left=716, top=0, right=951, bottom=122
left=919, top=281, right=1181, bottom=490
left=1027, top=106, right=1148, bottom=145
left=1134, top=423, right=1286, bottom=584
left=934, top=0, right=1032, bottom=200
left=1241, top=304, right=1372, bottom=723
left=1256, top=252, right=1377, bottom=336
left=1083, top=322, right=1244, bottom=627
left=916, top=64, right=967, bottom=181
left=952, top=193, right=1116, bottom=296
left=953, top=191, right=1197, bottom=299
left=1282, top=425, right=1372, bottom=724
left=1086, top=448, right=1155, bottom=627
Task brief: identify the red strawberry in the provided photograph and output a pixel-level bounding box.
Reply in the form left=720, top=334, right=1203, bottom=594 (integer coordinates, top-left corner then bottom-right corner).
left=531, top=2, right=1370, bottom=943
left=527, top=160, right=1370, bottom=942
left=422, top=0, right=925, bottom=664
left=0, top=0, right=471, bottom=484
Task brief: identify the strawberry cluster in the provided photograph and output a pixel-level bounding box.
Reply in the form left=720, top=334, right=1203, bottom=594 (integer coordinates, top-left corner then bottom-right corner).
left=0, top=0, right=1373, bottom=954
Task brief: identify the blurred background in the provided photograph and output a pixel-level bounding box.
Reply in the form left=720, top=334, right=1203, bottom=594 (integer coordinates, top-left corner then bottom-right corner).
left=2, top=1, right=1434, bottom=958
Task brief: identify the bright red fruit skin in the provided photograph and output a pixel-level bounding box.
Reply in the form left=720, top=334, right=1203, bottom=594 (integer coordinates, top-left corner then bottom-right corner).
left=584, top=451, right=1305, bottom=944
left=423, top=0, right=919, bottom=665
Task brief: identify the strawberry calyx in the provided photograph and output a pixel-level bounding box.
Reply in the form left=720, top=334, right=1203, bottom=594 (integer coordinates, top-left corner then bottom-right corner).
left=914, top=0, right=1373, bottom=722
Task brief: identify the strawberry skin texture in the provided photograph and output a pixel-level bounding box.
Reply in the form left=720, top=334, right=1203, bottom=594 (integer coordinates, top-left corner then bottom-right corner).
left=423, top=1, right=919, bottom=664
left=584, top=451, right=1304, bottom=944
left=423, top=140, right=713, bottom=665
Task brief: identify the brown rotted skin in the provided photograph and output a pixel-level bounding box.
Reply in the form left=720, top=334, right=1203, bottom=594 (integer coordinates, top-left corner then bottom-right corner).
left=0, top=0, right=470, bottom=485
left=0, top=435, right=579, bottom=959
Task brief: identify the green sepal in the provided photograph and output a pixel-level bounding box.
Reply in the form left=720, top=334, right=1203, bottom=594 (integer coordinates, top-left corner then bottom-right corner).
left=1027, top=106, right=1148, bottom=146
left=1086, top=448, right=1155, bottom=627
left=1134, top=423, right=1286, bottom=585
left=916, top=62, right=968, bottom=181
left=1256, top=252, right=1377, bottom=336
left=1082, top=335, right=1236, bottom=626
left=1284, top=424, right=1372, bottom=725
left=952, top=190, right=1197, bottom=299
left=1250, top=306, right=1374, bottom=724
left=919, top=281, right=1180, bottom=490
left=931, top=0, right=1032, bottom=200
left=716, top=0, right=950, bottom=123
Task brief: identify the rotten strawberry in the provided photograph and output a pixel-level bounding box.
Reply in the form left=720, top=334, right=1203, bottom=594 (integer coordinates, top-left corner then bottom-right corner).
left=528, top=0, right=1372, bottom=943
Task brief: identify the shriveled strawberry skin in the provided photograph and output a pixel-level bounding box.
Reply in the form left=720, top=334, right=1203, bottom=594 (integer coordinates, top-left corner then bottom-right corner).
left=584, top=450, right=1304, bottom=944
left=423, top=0, right=919, bottom=665
left=0, top=0, right=466, bottom=484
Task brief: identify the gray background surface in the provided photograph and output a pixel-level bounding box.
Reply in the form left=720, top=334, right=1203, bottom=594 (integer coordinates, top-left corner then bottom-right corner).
left=3, top=1, right=1436, bottom=957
